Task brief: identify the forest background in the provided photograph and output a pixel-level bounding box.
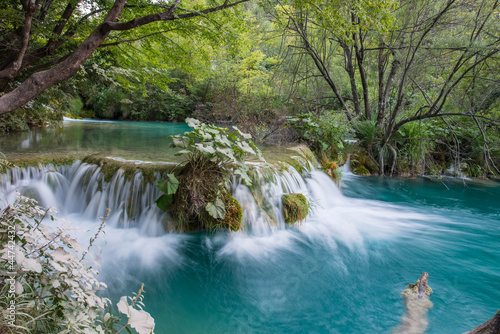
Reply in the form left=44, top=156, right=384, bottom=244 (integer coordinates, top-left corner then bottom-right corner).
left=1, top=0, right=499, bottom=177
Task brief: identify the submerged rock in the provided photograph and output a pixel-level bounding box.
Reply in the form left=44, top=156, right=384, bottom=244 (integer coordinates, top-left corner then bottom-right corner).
left=393, top=272, right=433, bottom=334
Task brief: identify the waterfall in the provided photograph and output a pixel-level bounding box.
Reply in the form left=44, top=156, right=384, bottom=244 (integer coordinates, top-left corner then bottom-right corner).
left=0, top=160, right=345, bottom=236
left=0, top=162, right=170, bottom=236
left=338, top=155, right=352, bottom=174
left=0, top=159, right=427, bottom=244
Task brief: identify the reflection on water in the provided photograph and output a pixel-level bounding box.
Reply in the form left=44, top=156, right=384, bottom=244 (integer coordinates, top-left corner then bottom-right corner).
left=0, top=119, right=300, bottom=163
left=0, top=119, right=191, bottom=161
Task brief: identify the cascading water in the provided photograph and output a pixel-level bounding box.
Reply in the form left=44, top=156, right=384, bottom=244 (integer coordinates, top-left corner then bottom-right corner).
left=1, top=159, right=499, bottom=333
left=1, top=158, right=335, bottom=237
left=0, top=162, right=172, bottom=235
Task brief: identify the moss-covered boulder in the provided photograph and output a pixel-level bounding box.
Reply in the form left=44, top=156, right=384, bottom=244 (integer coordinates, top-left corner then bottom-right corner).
left=363, top=157, right=379, bottom=174
left=320, top=160, right=341, bottom=184
left=353, top=166, right=371, bottom=176
left=351, top=150, right=379, bottom=175
left=224, top=194, right=243, bottom=232
left=167, top=156, right=244, bottom=232
left=282, top=193, right=308, bottom=224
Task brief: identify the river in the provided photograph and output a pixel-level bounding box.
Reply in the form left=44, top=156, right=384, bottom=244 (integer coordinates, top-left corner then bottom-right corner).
left=1, top=119, right=499, bottom=333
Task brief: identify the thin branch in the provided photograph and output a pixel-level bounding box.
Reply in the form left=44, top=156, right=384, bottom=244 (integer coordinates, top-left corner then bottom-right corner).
left=103, top=0, right=249, bottom=31
left=0, top=0, right=39, bottom=80
left=100, top=29, right=179, bottom=47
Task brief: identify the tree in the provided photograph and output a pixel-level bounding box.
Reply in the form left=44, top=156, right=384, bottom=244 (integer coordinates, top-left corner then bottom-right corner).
left=271, top=0, right=500, bottom=174
left=0, top=0, right=249, bottom=115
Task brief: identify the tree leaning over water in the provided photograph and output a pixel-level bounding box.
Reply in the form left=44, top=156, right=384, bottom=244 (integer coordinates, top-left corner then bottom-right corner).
left=0, top=0, right=249, bottom=115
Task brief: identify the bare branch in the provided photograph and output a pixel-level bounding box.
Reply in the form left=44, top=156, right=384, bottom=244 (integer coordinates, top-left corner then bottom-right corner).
left=103, top=0, right=249, bottom=31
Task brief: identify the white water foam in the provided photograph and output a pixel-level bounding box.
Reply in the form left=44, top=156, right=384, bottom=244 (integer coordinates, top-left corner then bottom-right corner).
left=0, top=160, right=441, bottom=266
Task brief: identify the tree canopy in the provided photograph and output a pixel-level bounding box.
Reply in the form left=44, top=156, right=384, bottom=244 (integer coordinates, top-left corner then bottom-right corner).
left=1, top=0, right=499, bottom=176
left=0, top=0, right=249, bottom=114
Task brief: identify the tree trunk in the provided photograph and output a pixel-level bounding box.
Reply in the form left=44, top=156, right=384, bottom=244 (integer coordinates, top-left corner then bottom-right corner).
left=463, top=310, right=500, bottom=334
left=0, top=0, right=249, bottom=115
left=353, top=30, right=370, bottom=120
left=341, top=41, right=361, bottom=116
left=0, top=0, right=127, bottom=115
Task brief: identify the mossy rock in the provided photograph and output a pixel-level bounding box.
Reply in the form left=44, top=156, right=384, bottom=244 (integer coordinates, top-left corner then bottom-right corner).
left=168, top=156, right=234, bottom=232
left=353, top=166, right=370, bottom=176
left=82, top=155, right=174, bottom=183
left=6, top=153, right=85, bottom=168
left=350, top=158, right=362, bottom=170
left=320, top=160, right=341, bottom=183
left=350, top=150, right=379, bottom=175
left=224, top=194, right=243, bottom=232
left=282, top=193, right=308, bottom=224
left=363, top=157, right=379, bottom=174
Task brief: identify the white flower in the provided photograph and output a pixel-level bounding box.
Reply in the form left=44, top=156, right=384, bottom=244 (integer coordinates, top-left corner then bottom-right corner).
left=117, top=296, right=155, bottom=334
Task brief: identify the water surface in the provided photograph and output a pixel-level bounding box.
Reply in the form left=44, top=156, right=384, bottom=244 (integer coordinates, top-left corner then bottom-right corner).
left=0, top=118, right=190, bottom=161
left=1, top=120, right=499, bottom=333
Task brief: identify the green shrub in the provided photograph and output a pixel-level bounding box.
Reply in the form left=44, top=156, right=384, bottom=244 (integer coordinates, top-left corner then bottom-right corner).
left=287, top=111, right=351, bottom=160
left=67, top=97, right=84, bottom=117
left=156, top=118, right=264, bottom=232
left=0, top=90, right=64, bottom=134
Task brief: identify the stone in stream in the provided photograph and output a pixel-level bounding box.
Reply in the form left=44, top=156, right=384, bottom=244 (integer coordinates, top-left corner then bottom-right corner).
left=393, top=272, right=433, bottom=334
left=394, top=272, right=500, bottom=334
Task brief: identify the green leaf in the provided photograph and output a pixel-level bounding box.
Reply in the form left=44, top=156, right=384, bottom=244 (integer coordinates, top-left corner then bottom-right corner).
left=156, top=174, right=179, bottom=195
left=237, top=141, right=256, bottom=155
left=216, top=147, right=235, bottom=160
left=234, top=169, right=252, bottom=186
left=201, top=133, right=213, bottom=141
left=214, top=197, right=225, bottom=208
left=195, top=143, right=216, bottom=154
left=174, top=149, right=191, bottom=156
left=186, top=118, right=201, bottom=128
left=233, top=126, right=252, bottom=139
left=206, top=200, right=226, bottom=219
left=171, top=136, right=190, bottom=149
left=155, top=194, right=173, bottom=211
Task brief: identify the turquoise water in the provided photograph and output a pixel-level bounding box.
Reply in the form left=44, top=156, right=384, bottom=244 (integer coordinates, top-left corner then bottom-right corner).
left=1, top=120, right=499, bottom=333
left=0, top=118, right=190, bottom=161
left=99, top=175, right=500, bottom=334
left=0, top=118, right=294, bottom=163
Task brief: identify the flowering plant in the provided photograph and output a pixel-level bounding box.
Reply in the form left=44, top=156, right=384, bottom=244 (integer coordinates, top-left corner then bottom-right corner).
left=0, top=196, right=155, bottom=334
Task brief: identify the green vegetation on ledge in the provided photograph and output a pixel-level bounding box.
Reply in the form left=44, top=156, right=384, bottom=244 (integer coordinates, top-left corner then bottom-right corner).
left=282, top=193, right=309, bottom=224
left=155, top=118, right=264, bottom=232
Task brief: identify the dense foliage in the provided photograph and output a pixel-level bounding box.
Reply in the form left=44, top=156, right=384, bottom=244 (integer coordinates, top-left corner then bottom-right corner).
left=156, top=118, right=264, bottom=232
